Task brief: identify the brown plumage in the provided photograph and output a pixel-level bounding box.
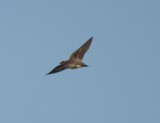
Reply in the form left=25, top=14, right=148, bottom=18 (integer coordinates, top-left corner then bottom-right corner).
left=47, top=37, right=93, bottom=75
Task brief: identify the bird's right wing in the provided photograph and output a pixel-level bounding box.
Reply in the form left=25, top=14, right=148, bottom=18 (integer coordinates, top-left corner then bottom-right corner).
left=69, top=37, right=93, bottom=60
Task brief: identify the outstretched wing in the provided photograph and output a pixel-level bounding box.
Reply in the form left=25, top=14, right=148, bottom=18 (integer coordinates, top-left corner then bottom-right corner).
left=46, top=64, right=68, bottom=75
left=69, top=37, right=93, bottom=60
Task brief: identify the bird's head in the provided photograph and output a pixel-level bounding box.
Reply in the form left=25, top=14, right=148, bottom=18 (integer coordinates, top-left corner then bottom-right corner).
left=82, top=63, right=88, bottom=67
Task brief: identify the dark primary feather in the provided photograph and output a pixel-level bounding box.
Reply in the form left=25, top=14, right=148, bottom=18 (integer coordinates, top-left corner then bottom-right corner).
left=46, top=64, right=68, bottom=75
left=69, top=37, right=93, bottom=60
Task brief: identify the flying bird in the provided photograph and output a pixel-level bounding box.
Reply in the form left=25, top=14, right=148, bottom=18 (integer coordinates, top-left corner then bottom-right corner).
left=47, top=37, right=93, bottom=75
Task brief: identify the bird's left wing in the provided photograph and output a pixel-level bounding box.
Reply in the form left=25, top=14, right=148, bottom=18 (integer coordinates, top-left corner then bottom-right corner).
left=46, top=64, right=69, bottom=75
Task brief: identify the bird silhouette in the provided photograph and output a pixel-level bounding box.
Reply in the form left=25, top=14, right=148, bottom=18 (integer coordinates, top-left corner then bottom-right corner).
left=47, top=37, right=93, bottom=75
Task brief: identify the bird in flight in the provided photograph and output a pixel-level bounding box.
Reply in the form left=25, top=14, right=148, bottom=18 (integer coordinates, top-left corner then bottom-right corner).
left=47, top=37, right=93, bottom=75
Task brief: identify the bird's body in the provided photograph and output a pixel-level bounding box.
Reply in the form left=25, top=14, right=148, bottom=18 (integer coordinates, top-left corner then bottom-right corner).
left=47, top=37, right=93, bottom=75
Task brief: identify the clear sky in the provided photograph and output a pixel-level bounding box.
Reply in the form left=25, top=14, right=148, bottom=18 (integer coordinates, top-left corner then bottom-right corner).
left=0, top=0, right=160, bottom=123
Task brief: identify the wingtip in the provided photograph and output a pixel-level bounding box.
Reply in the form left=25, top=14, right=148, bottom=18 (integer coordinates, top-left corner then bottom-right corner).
left=90, top=36, right=93, bottom=40
left=87, top=36, right=93, bottom=42
left=46, top=72, right=52, bottom=75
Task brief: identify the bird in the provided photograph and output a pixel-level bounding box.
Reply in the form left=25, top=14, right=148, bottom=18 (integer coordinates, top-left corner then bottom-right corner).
left=46, top=37, right=93, bottom=75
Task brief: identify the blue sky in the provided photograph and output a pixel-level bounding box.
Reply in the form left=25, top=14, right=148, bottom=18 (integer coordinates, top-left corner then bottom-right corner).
left=0, top=0, right=160, bottom=123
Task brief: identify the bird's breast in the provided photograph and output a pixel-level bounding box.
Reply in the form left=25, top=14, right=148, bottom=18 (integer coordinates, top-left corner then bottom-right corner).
left=70, top=64, right=82, bottom=69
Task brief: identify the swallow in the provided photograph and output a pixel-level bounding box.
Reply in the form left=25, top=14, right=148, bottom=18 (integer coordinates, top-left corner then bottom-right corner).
left=47, top=37, right=93, bottom=74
